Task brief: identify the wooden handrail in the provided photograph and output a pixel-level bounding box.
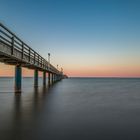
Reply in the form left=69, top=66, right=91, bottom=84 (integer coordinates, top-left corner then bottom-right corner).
left=0, top=23, right=61, bottom=74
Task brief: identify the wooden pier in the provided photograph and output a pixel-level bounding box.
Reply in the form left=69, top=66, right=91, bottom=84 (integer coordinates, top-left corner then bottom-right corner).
left=0, top=23, right=66, bottom=93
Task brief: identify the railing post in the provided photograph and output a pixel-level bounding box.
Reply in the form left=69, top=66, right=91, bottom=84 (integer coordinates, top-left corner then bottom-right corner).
left=21, top=42, right=24, bottom=59
left=43, top=61, right=45, bottom=69
left=11, top=36, right=14, bottom=55
left=34, top=52, right=36, bottom=64
left=29, top=48, right=31, bottom=62
left=15, top=65, right=22, bottom=93
left=41, top=58, right=42, bottom=67
left=38, top=55, right=39, bottom=66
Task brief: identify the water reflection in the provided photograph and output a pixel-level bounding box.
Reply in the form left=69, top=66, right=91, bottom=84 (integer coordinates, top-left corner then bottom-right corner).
left=0, top=85, right=51, bottom=140
left=1, top=78, right=140, bottom=140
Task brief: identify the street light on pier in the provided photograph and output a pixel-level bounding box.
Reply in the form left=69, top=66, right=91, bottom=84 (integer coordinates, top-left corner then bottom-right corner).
left=48, top=53, right=50, bottom=63
left=48, top=53, right=50, bottom=70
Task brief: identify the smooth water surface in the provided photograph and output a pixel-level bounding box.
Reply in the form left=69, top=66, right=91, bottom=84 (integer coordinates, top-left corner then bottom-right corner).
left=0, top=78, right=140, bottom=140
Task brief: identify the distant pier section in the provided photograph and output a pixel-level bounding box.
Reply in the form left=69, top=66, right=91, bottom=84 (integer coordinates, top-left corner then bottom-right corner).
left=0, top=23, right=67, bottom=93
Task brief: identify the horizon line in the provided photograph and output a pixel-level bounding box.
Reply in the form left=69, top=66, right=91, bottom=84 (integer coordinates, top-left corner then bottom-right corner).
left=0, top=76, right=140, bottom=78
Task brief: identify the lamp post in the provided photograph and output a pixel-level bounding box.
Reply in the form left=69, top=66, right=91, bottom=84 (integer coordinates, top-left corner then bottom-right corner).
left=48, top=53, right=50, bottom=70
left=48, top=53, right=50, bottom=64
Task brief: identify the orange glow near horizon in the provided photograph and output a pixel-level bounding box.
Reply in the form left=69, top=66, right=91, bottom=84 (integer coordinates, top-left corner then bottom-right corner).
left=0, top=63, right=44, bottom=77
left=63, top=63, right=140, bottom=77
left=1, top=63, right=140, bottom=78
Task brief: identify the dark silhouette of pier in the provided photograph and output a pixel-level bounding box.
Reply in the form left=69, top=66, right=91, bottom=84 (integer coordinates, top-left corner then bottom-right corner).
left=0, top=23, right=67, bottom=93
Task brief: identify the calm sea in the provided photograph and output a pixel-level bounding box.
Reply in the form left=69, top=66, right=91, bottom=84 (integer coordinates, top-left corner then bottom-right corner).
left=0, top=77, right=140, bottom=140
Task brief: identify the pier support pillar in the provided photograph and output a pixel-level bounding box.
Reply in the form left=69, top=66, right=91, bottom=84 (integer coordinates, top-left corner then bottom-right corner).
left=43, top=71, right=46, bottom=86
left=54, top=74, right=56, bottom=82
left=48, top=72, right=51, bottom=85
left=56, top=75, right=57, bottom=81
left=34, top=69, right=38, bottom=87
left=51, top=73, right=54, bottom=84
left=15, top=65, right=22, bottom=93
left=55, top=74, right=58, bottom=81
left=58, top=75, right=60, bottom=81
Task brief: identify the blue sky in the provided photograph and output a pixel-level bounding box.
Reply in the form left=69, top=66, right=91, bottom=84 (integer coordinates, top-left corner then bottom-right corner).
left=0, top=0, right=140, bottom=76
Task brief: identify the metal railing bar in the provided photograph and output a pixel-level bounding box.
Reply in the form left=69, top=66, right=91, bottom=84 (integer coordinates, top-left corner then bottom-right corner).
left=0, top=35, right=11, bottom=45
left=14, top=44, right=22, bottom=52
left=0, top=29, right=12, bottom=39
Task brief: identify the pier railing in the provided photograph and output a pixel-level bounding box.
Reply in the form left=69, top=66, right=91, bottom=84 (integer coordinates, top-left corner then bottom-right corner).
left=0, top=23, right=61, bottom=74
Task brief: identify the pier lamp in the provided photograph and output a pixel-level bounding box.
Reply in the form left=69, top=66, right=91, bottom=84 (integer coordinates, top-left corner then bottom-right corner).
left=48, top=53, right=50, bottom=70
left=48, top=53, right=50, bottom=63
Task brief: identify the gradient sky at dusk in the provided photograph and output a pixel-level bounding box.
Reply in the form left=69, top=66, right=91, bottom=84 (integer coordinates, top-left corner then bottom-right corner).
left=0, top=0, right=140, bottom=77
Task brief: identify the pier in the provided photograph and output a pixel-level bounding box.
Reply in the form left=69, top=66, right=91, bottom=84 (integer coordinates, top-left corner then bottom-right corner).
left=0, top=23, right=66, bottom=93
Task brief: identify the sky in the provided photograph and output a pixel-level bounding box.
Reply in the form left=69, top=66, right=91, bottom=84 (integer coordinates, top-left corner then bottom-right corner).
left=0, top=0, right=140, bottom=77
